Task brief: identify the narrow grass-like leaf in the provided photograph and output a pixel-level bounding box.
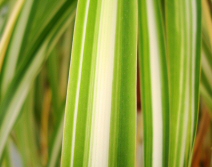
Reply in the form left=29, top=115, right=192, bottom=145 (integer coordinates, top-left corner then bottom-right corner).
left=1, top=0, right=35, bottom=98
left=0, top=1, right=76, bottom=157
left=165, top=1, right=201, bottom=166
left=0, top=0, right=24, bottom=72
left=138, top=0, right=169, bottom=166
left=61, top=0, right=137, bottom=166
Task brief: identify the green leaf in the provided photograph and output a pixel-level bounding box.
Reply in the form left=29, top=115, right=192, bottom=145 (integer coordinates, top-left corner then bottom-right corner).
left=200, top=0, right=212, bottom=112
left=165, top=0, right=201, bottom=166
left=0, top=0, right=24, bottom=72
left=0, top=0, right=76, bottom=157
left=61, top=0, right=137, bottom=166
left=1, top=0, right=34, bottom=97
left=138, top=0, right=169, bottom=166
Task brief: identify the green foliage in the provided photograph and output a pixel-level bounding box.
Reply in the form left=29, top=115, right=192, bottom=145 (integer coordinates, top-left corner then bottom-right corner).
left=0, top=0, right=211, bottom=167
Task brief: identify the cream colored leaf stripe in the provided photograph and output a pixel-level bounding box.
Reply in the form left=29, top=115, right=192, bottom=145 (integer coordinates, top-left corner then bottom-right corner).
left=61, top=0, right=137, bottom=166
left=138, top=0, right=169, bottom=167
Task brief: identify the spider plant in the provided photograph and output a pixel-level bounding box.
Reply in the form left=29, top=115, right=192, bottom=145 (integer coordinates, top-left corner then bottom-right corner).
left=0, top=0, right=211, bottom=167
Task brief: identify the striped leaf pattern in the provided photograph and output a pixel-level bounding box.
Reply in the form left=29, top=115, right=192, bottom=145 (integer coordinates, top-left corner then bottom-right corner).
left=138, top=0, right=201, bottom=167
left=61, top=0, right=137, bottom=166
left=166, top=1, right=201, bottom=167
left=138, top=0, right=169, bottom=167
left=0, top=0, right=206, bottom=166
